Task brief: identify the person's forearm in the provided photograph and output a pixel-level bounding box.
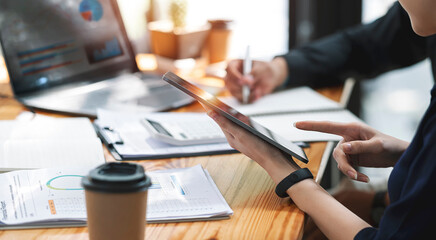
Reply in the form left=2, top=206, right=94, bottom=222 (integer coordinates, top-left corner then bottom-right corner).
left=288, top=179, right=371, bottom=240
left=270, top=57, right=289, bottom=89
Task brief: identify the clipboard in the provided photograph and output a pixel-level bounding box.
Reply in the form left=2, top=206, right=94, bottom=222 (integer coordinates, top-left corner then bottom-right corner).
left=94, top=123, right=124, bottom=161
left=93, top=118, right=237, bottom=161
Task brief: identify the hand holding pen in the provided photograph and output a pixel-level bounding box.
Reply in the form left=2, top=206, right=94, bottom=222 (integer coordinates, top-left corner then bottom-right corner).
left=224, top=52, right=289, bottom=103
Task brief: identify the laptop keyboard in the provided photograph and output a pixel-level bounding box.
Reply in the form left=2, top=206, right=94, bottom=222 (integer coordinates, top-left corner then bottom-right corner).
left=72, top=84, right=191, bottom=109
left=21, top=74, right=196, bottom=116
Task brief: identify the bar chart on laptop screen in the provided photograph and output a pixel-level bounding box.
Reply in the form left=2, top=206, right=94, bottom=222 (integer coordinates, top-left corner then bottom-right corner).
left=17, top=40, right=82, bottom=77
left=84, top=36, right=124, bottom=63
left=0, top=0, right=131, bottom=91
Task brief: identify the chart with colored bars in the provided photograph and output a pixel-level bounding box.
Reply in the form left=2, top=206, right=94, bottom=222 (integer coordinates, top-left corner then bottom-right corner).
left=85, top=37, right=123, bottom=63
left=17, top=40, right=81, bottom=76
left=79, top=0, right=103, bottom=22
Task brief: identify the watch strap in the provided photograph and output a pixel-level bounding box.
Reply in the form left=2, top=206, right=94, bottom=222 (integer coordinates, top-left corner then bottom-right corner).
left=275, top=168, right=313, bottom=198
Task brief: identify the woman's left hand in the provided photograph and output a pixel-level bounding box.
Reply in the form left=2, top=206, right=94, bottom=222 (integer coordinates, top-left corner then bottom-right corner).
left=295, top=121, right=409, bottom=182
left=202, top=105, right=299, bottom=184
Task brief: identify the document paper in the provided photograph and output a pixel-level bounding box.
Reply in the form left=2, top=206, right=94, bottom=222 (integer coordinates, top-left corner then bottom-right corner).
left=0, top=117, right=105, bottom=172
left=0, top=165, right=232, bottom=229
left=219, top=86, right=341, bottom=116
left=219, top=87, right=363, bottom=142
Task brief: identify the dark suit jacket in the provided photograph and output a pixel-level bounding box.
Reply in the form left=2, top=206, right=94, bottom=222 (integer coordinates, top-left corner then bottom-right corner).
left=280, top=2, right=436, bottom=88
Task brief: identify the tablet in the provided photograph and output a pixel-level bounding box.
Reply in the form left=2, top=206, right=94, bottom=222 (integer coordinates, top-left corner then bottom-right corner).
left=162, top=71, right=308, bottom=163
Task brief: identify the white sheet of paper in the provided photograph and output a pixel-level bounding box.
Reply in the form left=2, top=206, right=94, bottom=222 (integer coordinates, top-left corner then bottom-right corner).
left=146, top=165, right=233, bottom=220
left=252, top=110, right=363, bottom=142
left=1, top=118, right=97, bottom=140
left=218, top=87, right=365, bottom=142
left=2, top=139, right=105, bottom=171
left=219, top=86, right=341, bottom=116
left=0, top=117, right=105, bottom=172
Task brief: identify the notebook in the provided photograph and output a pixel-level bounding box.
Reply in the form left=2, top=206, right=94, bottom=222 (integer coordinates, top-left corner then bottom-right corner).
left=0, top=0, right=193, bottom=117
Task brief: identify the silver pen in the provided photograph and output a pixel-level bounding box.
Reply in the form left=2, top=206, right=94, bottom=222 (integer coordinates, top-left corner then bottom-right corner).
left=242, top=45, right=251, bottom=104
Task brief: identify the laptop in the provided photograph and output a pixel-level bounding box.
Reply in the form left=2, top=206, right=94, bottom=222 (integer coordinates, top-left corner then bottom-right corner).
left=0, top=0, right=193, bottom=117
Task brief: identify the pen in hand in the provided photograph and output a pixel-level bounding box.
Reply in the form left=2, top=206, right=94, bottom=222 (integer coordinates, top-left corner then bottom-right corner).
left=242, top=45, right=251, bottom=104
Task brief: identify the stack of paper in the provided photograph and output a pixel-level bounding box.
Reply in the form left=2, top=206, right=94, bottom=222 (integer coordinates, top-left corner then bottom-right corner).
left=147, top=165, right=233, bottom=222
left=0, top=165, right=232, bottom=229
left=0, top=117, right=105, bottom=172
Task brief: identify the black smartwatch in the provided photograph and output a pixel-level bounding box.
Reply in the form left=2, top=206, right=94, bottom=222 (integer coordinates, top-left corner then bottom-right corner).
left=275, top=168, right=313, bottom=198
left=371, top=190, right=387, bottom=227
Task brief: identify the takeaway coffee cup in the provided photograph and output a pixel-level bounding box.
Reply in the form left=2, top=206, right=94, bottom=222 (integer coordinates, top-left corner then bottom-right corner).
left=82, top=162, right=151, bottom=240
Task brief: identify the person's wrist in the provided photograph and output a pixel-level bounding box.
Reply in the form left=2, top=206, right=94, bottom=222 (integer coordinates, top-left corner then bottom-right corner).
left=275, top=168, right=313, bottom=198
left=383, top=135, right=410, bottom=166
left=271, top=57, right=288, bottom=88
left=258, top=153, right=299, bottom=185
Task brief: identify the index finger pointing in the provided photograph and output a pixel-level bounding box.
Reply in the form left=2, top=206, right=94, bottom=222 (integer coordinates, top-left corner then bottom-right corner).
left=295, top=121, right=350, bottom=136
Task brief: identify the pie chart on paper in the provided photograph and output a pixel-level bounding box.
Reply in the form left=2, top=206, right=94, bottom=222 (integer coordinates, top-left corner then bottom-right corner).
left=79, top=0, right=103, bottom=22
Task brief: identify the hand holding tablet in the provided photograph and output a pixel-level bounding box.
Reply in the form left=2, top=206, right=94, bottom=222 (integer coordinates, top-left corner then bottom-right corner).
left=162, top=71, right=308, bottom=164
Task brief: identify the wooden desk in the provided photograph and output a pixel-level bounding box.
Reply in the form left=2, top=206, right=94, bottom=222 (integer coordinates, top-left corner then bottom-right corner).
left=0, top=77, right=343, bottom=240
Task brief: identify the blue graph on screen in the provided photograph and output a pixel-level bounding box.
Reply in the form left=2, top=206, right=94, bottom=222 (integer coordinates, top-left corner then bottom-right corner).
left=93, top=37, right=122, bottom=61
left=79, top=0, right=103, bottom=22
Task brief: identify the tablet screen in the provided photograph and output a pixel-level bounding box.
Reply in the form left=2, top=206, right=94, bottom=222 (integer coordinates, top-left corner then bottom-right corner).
left=162, top=71, right=308, bottom=163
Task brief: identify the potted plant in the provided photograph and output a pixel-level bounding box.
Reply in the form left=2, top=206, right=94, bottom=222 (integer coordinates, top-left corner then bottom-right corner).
left=148, top=0, right=210, bottom=60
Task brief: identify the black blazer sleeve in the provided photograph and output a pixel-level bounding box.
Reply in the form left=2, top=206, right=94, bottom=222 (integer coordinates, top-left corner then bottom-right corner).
left=279, top=2, right=428, bottom=88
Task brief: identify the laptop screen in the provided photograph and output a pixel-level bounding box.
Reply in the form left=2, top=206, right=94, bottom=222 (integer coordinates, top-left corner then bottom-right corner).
left=0, top=0, right=137, bottom=94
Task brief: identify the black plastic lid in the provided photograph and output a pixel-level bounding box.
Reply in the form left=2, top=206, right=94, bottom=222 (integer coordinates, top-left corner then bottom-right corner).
left=81, top=162, right=151, bottom=193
